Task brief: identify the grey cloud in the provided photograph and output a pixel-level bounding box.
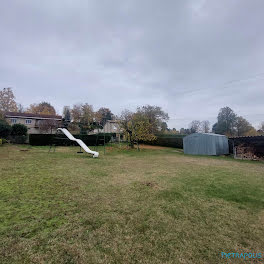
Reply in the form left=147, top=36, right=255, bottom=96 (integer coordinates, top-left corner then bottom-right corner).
left=0, top=0, right=263, bottom=129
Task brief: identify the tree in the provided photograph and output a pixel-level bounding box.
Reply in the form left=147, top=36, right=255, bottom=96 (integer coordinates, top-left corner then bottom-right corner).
left=200, top=120, right=210, bottom=133
left=261, top=122, right=264, bottom=131
left=120, top=109, right=156, bottom=149
left=81, top=104, right=94, bottom=124
left=11, top=124, right=28, bottom=136
left=27, top=102, right=56, bottom=115
left=39, top=119, right=60, bottom=134
left=212, top=107, right=237, bottom=136
left=160, top=122, right=168, bottom=132
left=70, top=103, right=99, bottom=134
left=189, top=120, right=201, bottom=133
left=95, top=107, right=113, bottom=125
left=120, top=109, right=134, bottom=147
left=17, top=103, right=25, bottom=113
left=0, top=119, right=12, bottom=138
left=63, top=106, right=71, bottom=122
left=79, top=104, right=96, bottom=133
left=71, top=104, right=82, bottom=122
left=136, top=105, right=169, bottom=133
left=235, top=116, right=255, bottom=136
left=0, top=88, right=18, bottom=113
left=259, top=122, right=264, bottom=135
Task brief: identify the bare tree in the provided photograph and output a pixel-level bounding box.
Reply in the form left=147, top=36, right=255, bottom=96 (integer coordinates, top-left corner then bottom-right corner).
left=17, top=103, right=25, bottom=113
left=200, top=120, right=210, bottom=133
left=189, top=120, right=201, bottom=133
left=39, top=119, right=60, bottom=134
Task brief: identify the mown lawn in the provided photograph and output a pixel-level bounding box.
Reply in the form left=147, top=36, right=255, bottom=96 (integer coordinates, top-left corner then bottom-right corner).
left=0, top=144, right=263, bottom=264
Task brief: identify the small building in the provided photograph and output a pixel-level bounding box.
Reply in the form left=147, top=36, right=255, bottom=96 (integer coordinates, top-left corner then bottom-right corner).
left=5, top=112, right=62, bottom=134
left=92, top=120, right=123, bottom=141
left=229, top=135, right=264, bottom=161
left=183, top=133, right=229, bottom=156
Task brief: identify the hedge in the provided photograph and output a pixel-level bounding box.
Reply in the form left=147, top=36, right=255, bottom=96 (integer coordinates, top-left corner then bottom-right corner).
left=10, top=135, right=28, bottom=144
left=143, top=134, right=186, bottom=149
left=29, top=133, right=113, bottom=146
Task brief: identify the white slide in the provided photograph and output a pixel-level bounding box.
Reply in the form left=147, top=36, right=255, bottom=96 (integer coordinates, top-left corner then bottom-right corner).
left=57, top=128, right=99, bottom=158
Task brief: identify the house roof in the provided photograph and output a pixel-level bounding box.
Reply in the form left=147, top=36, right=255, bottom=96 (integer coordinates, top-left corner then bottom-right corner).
left=5, top=112, right=62, bottom=120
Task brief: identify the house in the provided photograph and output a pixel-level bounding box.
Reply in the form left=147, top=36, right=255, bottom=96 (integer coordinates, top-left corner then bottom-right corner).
left=5, top=112, right=62, bottom=134
left=93, top=120, right=123, bottom=141
left=183, top=133, right=229, bottom=155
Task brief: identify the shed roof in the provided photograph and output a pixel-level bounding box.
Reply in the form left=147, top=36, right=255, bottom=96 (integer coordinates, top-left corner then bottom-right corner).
left=185, top=133, right=227, bottom=137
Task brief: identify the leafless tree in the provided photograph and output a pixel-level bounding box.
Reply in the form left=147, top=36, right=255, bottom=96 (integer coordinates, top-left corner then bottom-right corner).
left=200, top=120, right=210, bottom=133
left=39, top=119, right=60, bottom=134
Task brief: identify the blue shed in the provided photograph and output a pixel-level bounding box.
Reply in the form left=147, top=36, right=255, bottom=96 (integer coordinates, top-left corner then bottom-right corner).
left=183, top=133, right=229, bottom=156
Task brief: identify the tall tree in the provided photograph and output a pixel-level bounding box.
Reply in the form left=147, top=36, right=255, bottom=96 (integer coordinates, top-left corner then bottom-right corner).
left=71, top=104, right=82, bottom=122
left=160, top=122, right=168, bottom=132
left=81, top=103, right=94, bottom=124
left=120, top=109, right=134, bottom=146
left=63, top=106, right=71, bottom=122
left=189, top=120, right=201, bottom=133
left=136, top=105, right=169, bottom=133
left=96, top=107, right=113, bottom=125
left=120, top=109, right=156, bottom=148
left=260, top=122, right=264, bottom=132
left=212, top=107, right=237, bottom=136
left=0, top=88, right=18, bottom=113
left=17, top=103, right=25, bottom=113
left=235, top=116, right=254, bottom=136
left=200, top=120, right=210, bottom=133
left=27, top=102, right=56, bottom=115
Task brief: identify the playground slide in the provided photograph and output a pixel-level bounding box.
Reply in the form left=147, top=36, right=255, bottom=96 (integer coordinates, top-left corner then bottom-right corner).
left=57, top=128, right=99, bottom=158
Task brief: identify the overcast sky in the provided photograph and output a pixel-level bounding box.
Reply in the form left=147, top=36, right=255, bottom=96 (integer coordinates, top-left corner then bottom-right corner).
left=0, top=0, right=263, bottom=129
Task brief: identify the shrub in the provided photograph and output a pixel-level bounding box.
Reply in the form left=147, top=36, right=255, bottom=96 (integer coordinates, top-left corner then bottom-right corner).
left=10, top=135, right=27, bottom=144
left=11, top=124, right=28, bottom=136
left=1, top=138, right=8, bottom=144
left=0, top=120, right=12, bottom=139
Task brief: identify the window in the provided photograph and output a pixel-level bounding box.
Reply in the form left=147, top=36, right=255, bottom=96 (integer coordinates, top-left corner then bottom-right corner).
left=10, top=118, right=17, bottom=124
left=25, top=119, right=32, bottom=124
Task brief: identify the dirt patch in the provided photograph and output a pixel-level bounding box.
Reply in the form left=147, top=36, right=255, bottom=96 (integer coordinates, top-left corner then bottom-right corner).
left=139, top=144, right=170, bottom=150
left=141, top=181, right=159, bottom=188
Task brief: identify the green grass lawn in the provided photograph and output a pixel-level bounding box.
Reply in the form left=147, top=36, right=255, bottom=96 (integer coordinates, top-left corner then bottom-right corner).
left=0, top=144, right=263, bottom=264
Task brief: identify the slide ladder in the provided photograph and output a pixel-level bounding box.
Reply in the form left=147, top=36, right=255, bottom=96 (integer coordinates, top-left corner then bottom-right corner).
left=57, top=128, right=99, bottom=158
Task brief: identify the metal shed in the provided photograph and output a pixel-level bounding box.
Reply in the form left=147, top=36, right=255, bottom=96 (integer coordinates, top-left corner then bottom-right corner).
left=183, top=133, right=229, bottom=155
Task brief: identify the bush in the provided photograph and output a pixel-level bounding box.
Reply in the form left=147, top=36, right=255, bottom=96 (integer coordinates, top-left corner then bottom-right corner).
left=29, top=133, right=113, bottom=146
left=11, top=124, right=28, bottom=136
left=10, top=135, right=27, bottom=144
left=142, top=134, right=185, bottom=149
left=0, top=120, right=12, bottom=139
left=0, top=138, right=8, bottom=144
